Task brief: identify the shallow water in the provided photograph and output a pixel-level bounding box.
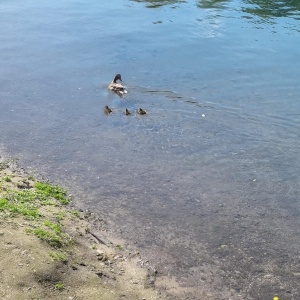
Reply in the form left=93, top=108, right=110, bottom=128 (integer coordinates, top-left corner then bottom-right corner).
left=0, top=0, right=300, bottom=299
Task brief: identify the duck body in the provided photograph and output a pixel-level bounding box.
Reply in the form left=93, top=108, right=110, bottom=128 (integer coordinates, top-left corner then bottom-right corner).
left=108, top=74, right=127, bottom=97
left=137, top=108, right=147, bottom=115
left=125, top=108, right=131, bottom=115
left=104, top=105, right=112, bottom=115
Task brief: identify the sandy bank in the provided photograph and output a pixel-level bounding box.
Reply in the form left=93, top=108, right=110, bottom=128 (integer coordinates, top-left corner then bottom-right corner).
left=0, top=156, right=168, bottom=300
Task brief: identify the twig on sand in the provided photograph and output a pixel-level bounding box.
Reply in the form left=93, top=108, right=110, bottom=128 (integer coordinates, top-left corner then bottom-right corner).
left=85, top=228, right=107, bottom=245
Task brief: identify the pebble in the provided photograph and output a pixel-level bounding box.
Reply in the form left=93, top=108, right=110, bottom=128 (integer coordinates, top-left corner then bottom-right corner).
left=131, top=279, right=139, bottom=284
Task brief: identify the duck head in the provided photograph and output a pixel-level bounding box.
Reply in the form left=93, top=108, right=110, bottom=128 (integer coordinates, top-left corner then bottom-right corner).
left=113, top=74, right=122, bottom=83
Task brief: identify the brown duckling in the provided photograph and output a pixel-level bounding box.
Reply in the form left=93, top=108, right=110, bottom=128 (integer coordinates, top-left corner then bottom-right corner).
left=104, top=105, right=112, bottom=115
left=137, top=108, right=147, bottom=115
left=108, top=74, right=127, bottom=97
left=124, top=108, right=131, bottom=115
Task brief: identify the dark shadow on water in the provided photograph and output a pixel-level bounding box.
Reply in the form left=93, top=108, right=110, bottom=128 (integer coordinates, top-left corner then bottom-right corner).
left=132, top=86, right=215, bottom=108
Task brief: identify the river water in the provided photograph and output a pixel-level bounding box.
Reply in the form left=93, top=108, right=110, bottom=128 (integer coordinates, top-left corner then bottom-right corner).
left=0, top=0, right=300, bottom=299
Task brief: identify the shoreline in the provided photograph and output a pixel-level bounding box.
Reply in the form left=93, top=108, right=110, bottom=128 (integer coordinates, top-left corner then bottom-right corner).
left=0, top=155, right=170, bottom=300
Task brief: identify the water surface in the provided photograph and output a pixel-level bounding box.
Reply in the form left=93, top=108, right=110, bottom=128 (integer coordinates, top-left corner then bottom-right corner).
left=0, top=0, right=299, bottom=299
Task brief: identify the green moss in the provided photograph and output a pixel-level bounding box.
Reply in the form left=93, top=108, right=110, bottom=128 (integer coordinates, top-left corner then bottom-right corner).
left=3, top=176, right=11, bottom=182
left=11, top=190, right=39, bottom=203
left=44, top=220, right=62, bottom=235
left=8, top=204, right=39, bottom=219
left=49, top=251, right=68, bottom=262
left=0, top=198, right=8, bottom=210
left=35, top=182, right=70, bottom=205
left=54, top=281, right=64, bottom=290
left=0, top=181, right=70, bottom=215
left=32, top=228, right=63, bottom=248
left=117, top=244, right=123, bottom=251
left=72, top=210, right=80, bottom=217
left=56, top=211, right=65, bottom=221
left=0, top=194, right=40, bottom=219
left=1, top=176, right=74, bottom=248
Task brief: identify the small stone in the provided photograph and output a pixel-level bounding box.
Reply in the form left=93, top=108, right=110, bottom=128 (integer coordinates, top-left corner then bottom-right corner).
left=131, top=280, right=139, bottom=284
left=95, top=271, right=104, bottom=278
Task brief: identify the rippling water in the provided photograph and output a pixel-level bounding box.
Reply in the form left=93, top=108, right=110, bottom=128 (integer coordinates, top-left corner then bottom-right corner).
left=0, top=0, right=299, bottom=299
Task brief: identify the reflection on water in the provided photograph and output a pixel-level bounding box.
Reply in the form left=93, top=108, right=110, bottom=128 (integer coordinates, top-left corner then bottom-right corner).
left=197, top=0, right=230, bottom=9
left=243, top=0, right=300, bottom=20
left=133, top=0, right=300, bottom=22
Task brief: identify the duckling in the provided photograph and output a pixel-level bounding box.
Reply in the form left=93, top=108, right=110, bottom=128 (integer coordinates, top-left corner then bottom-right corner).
left=137, top=108, right=147, bottom=115
left=108, top=74, right=127, bottom=97
left=104, top=105, right=112, bottom=115
left=124, top=108, right=131, bottom=115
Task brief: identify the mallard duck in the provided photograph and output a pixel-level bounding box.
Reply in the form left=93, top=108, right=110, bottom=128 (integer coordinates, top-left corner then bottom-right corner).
left=104, top=105, right=112, bottom=115
left=108, top=74, right=127, bottom=97
left=124, top=108, right=131, bottom=115
left=137, top=108, right=147, bottom=115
